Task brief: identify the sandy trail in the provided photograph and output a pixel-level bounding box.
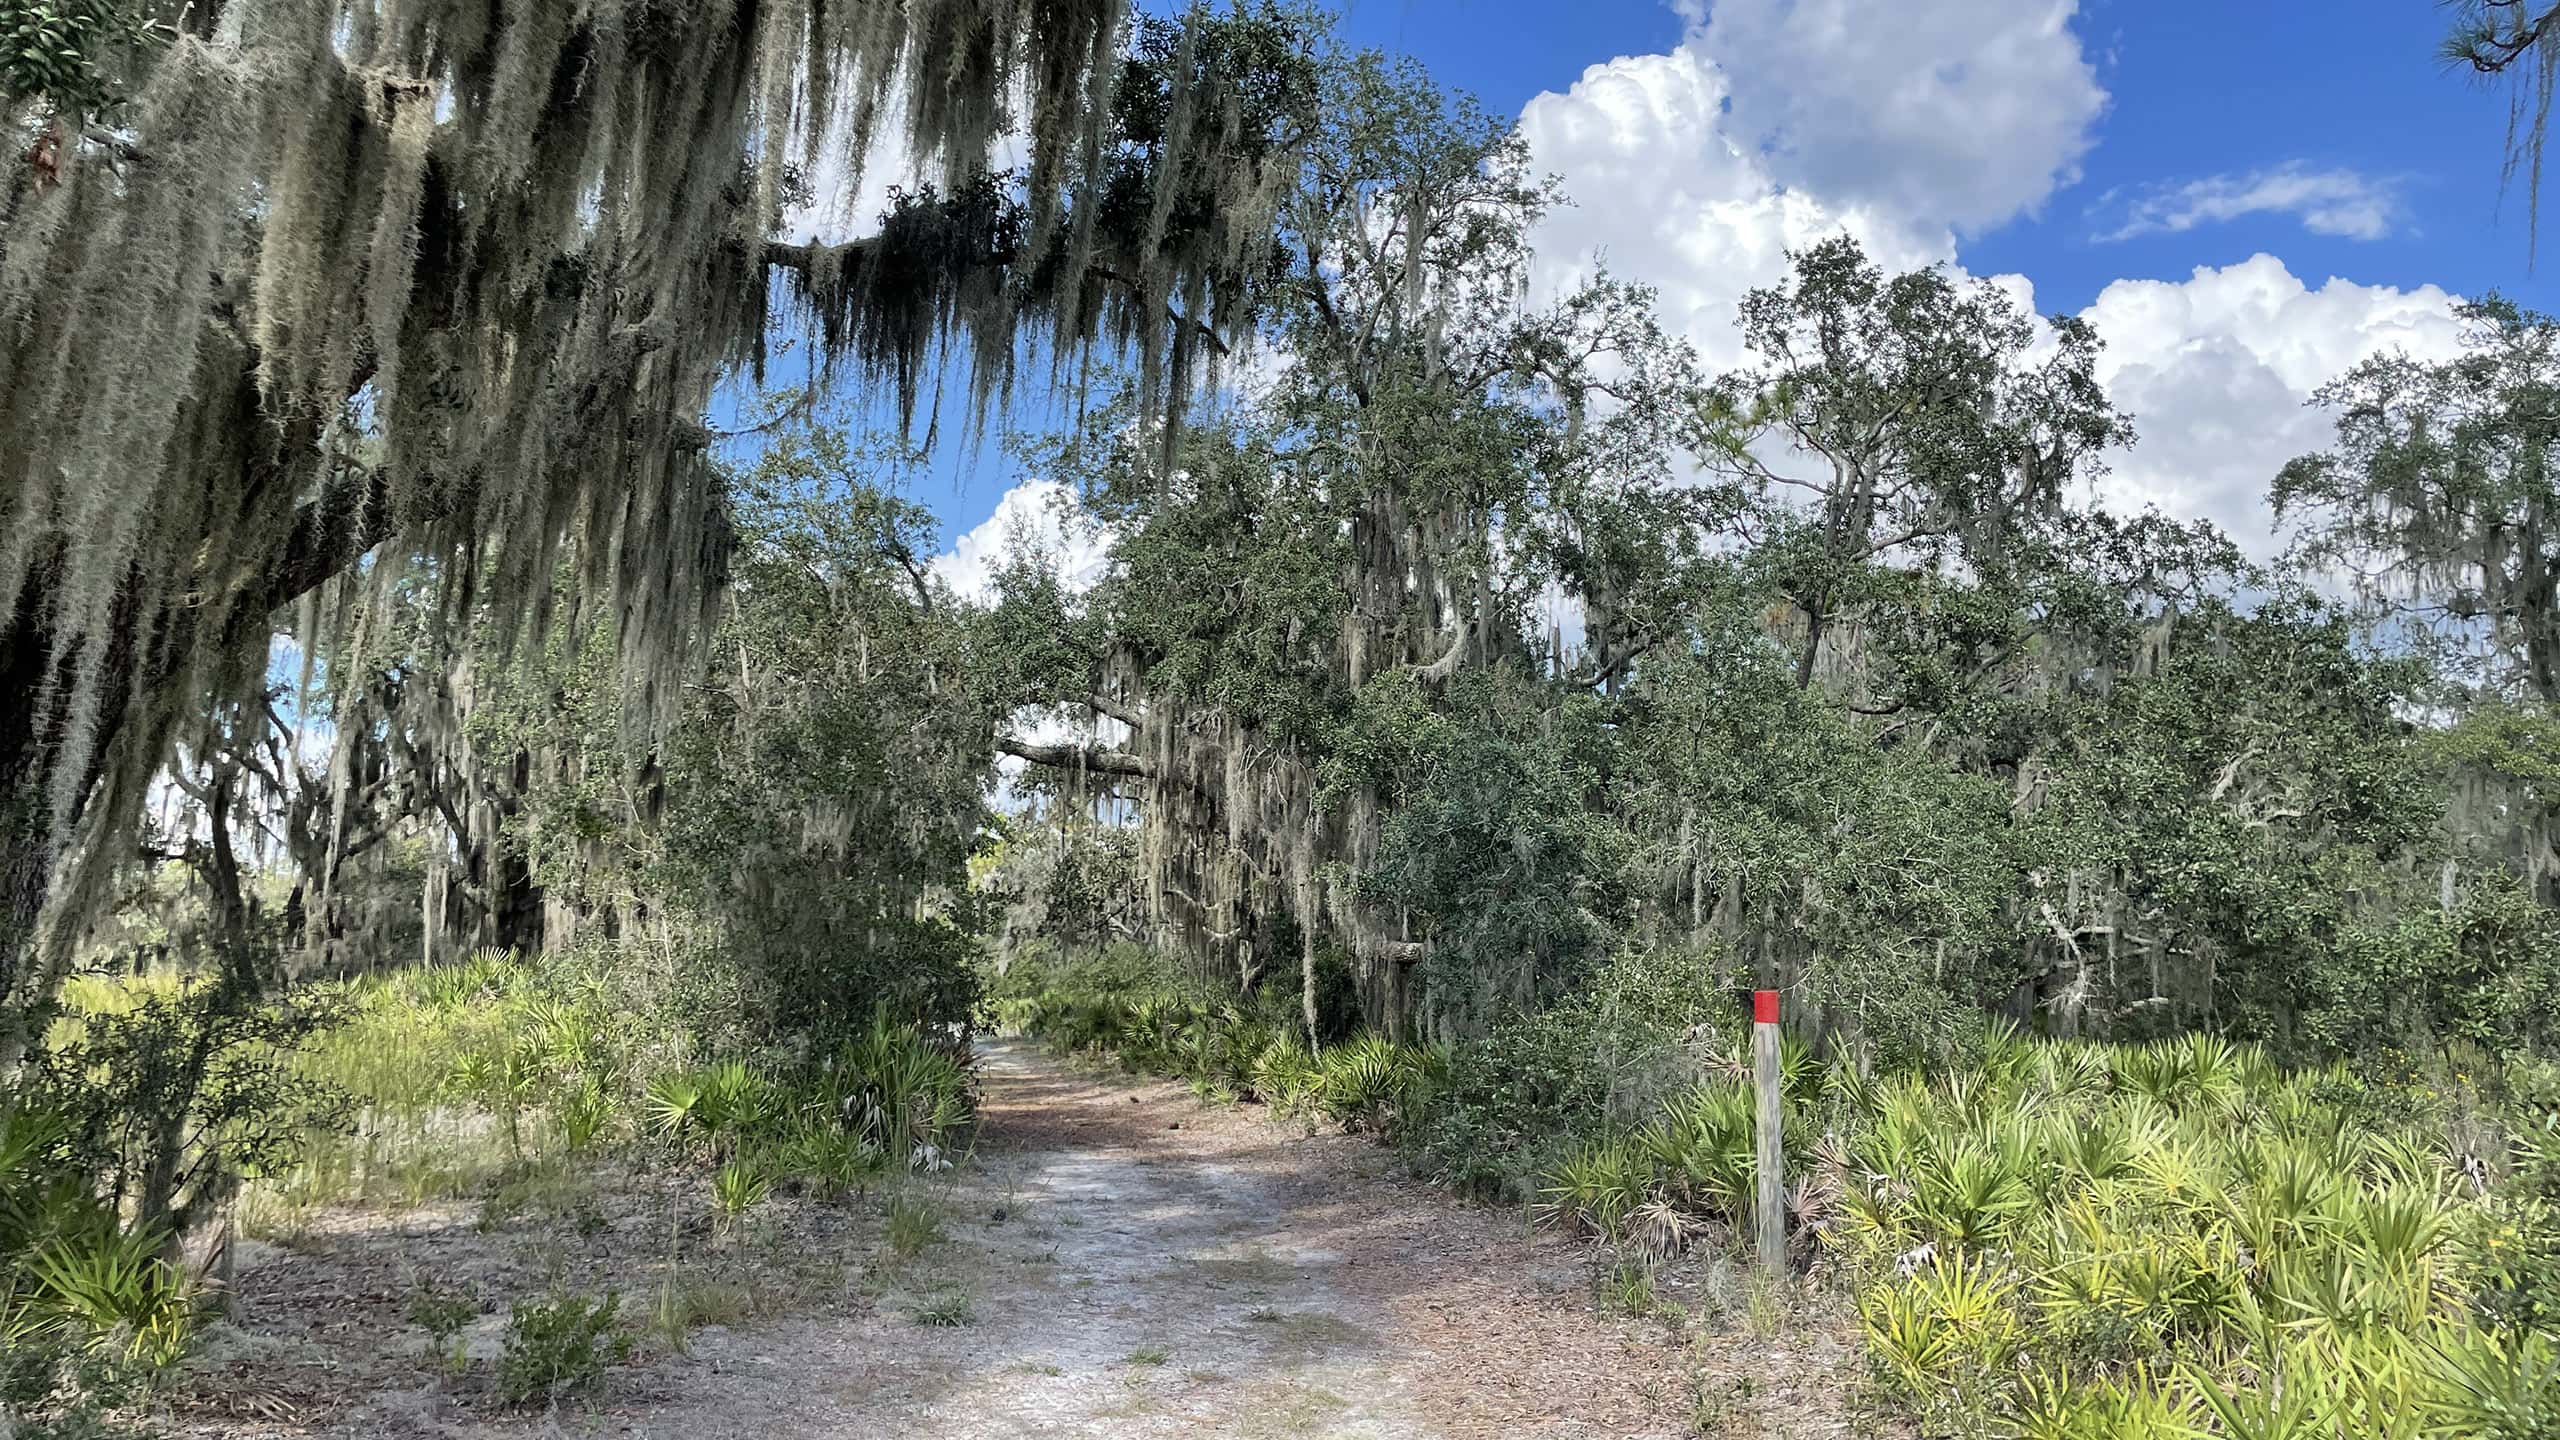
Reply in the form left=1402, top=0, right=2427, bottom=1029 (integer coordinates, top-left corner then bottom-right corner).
left=527, top=1039, right=1861, bottom=1439
left=184, top=1039, right=1866, bottom=1438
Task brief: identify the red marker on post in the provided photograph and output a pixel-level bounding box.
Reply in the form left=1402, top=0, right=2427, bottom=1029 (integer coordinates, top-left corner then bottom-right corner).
left=1752, top=988, right=1784, bottom=1277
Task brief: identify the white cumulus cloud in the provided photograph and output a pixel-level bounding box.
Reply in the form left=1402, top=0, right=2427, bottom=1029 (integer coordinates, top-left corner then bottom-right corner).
left=1679, top=0, right=2106, bottom=237
left=2078, top=256, right=2465, bottom=552
left=1517, top=1, right=2103, bottom=370
left=1518, top=42, right=1957, bottom=374
left=930, top=478, right=1113, bottom=604
left=934, top=479, right=1122, bottom=803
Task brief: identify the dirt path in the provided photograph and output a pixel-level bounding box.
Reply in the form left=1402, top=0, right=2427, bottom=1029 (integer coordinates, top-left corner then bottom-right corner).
left=181, top=1040, right=1869, bottom=1438
left=537, top=1040, right=1865, bottom=1438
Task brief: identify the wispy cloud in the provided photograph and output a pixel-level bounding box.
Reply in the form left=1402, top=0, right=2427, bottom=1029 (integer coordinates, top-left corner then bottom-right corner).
left=2096, top=164, right=2402, bottom=242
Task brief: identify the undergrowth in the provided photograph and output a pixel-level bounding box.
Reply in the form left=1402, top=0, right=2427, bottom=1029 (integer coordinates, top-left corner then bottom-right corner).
left=987, top=944, right=1439, bottom=1135
left=11, top=948, right=980, bottom=1419
left=993, top=946, right=2560, bottom=1437
left=1820, top=1029, right=2556, bottom=1436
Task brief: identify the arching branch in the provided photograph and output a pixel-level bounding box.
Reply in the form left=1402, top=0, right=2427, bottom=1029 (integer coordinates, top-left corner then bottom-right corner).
left=997, top=735, right=1153, bottom=778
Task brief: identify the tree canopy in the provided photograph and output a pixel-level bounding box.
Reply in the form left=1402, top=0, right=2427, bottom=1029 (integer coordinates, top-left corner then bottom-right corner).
left=0, top=0, right=1325, bottom=1061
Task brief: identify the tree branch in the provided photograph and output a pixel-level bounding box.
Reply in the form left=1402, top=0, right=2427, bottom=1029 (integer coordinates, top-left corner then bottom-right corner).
left=1569, top=631, right=1655, bottom=690
left=1085, top=691, right=1145, bottom=730
left=1370, top=938, right=1429, bottom=965
left=997, top=734, right=1153, bottom=778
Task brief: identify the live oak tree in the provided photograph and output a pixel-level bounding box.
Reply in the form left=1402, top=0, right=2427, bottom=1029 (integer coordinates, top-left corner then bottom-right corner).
left=982, top=51, right=1710, bottom=1042
left=2278, top=298, right=2560, bottom=703
left=646, top=425, right=997, bottom=1046
left=0, top=0, right=1322, bottom=1065
left=1698, top=236, right=2131, bottom=693
left=2281, top=298, right=2560, bottom=951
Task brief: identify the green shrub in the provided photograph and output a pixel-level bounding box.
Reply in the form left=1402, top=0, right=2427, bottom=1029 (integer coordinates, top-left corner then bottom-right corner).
left=23, top=1221, right=195, bottom=1368
left=2309, top=875, right=2560, bottom=1058
left=829, top=1013, right=973, bottom=1164
left=1251, top=1029, right=1324, bottom=1116
left=0, top=1331, right=156, bottom=1440
left=774, top=1127, right=884, bottom=1201
left=1537, top=1134, right=1653, bottom=1240
left=1829, top=1032, right=2536, bottom=1437
left=404, top=1278, right=478, bottom=1341
left=643, top=1071, right=709, bottom=1147
left=405, top=1277, right=478, bottom=1373
left=1315, top=1033, right=1429, bottom=1132
left=496, top=1290, right=630, bottom=1406
left=1, top=1104, right=192, bottom=1437
left=717, top=901, right=981, bottom=1054
left=1400, top=945, right=1737, bottom=1201
left=27, top=971, right=352, bottom=1238
left=2474, top=1057, right=2560, bottom=1333
left=556, top=1080, right=615, bottom=1154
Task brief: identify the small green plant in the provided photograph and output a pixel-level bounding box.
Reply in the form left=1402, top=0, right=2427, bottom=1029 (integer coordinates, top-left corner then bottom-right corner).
left=1687, top=1370, right=1755, bottom=1437
left=834, top=1014, right=974, bottom=1161
left=1742, top=1272, right=1784, bottom=1340
left=0, top=1330, right=155, bottom=1440
left=1604, top=1258, right=1657, bottom=1317
left=643, top=1072, right=708, bottom=1147
left=556, top=1080, right=614, bottom=1154
left=712, top=1158, right=771, bottom=1231
left=496, top=1290, right=631, bottom=1406
left=1315, top=1033, right=1422, bottom=1131
left=782, top=1128, right=881, bottom=1202
left=1123, top=1344, right=1170, bottom=1366
left=651, top=1274, right=756, bottom=1354
left=913, top=1290, right=975, bottom=1327
left=1538, top=1135, right=1652, bottom=1240
left=650, top=1278, right=690, bottom=1356
left=26, top=1221, right=197, bottom=1368
left=452, top=1039, right=547, bottom=1162
left=404, top=1277, right=479, bottom=1374
left=885, top=1193, right=945, bottom=1258
left=684, top=1277, right=758, bottom=1328
left=698, top=1062, right=780, bottom=1147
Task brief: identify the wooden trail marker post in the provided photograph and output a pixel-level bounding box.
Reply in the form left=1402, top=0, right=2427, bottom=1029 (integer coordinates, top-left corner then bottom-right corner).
left=1753, top=988, right=1784, bottom=1277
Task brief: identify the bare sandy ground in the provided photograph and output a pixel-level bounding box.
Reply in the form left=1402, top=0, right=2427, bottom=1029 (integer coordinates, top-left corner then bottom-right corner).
left=172, top=1039, right=1871, bottom=1439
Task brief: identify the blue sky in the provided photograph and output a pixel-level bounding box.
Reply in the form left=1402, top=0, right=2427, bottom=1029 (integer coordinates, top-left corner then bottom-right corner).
left=789, top=1, right=2551, bottom=580
left=1339, top=1, right=2551, bottom=315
